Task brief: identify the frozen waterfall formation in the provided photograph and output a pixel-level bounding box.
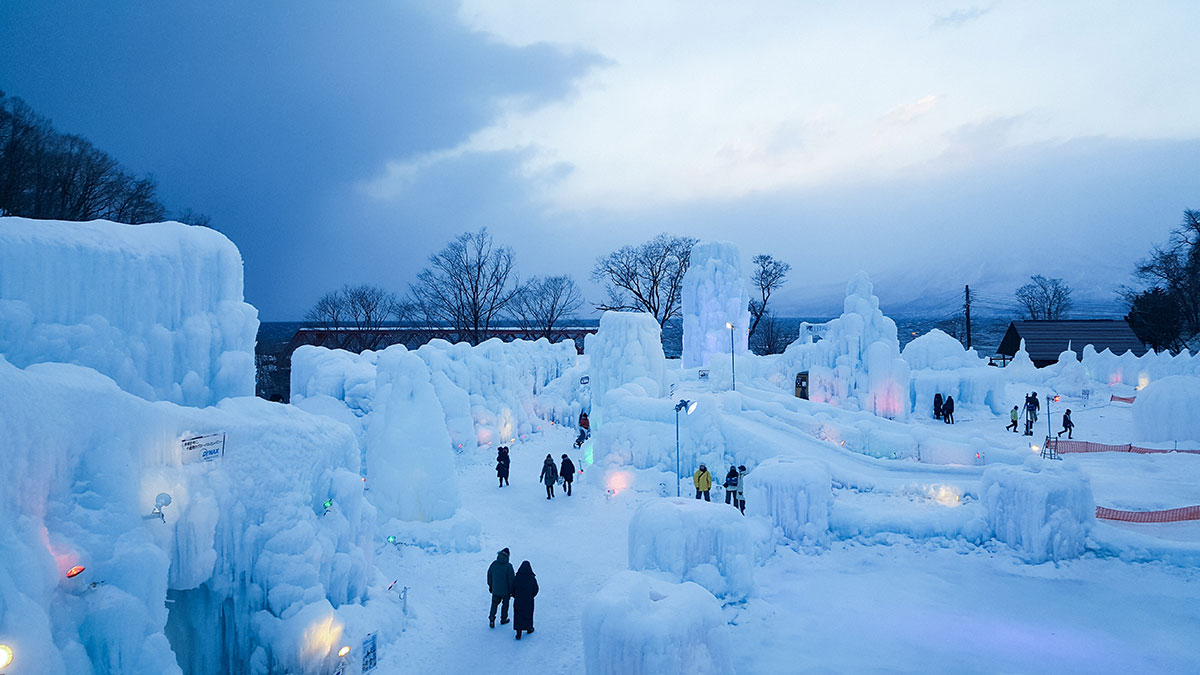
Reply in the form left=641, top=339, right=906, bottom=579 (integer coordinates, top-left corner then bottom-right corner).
left=681, top=241, right=749, bottom=369
left=0, top=217, right=258, bottom=406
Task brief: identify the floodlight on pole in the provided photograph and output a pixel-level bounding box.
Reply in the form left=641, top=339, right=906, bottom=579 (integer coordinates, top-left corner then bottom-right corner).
left=726, top=322, right=736, bottom=391
left=674, top=399, right=696, bottom=497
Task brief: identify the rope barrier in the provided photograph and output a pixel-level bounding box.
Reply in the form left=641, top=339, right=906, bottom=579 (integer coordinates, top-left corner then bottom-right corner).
left=1096, top=505, right=1200, bottom=523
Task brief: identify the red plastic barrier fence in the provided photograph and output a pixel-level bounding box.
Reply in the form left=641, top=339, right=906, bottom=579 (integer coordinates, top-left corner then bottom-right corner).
left=1110, top=395, right=1136, bottom=403
left=1096, top=505, right=1200, bottom=523
left=1053, top=440, right=1200, bottom=455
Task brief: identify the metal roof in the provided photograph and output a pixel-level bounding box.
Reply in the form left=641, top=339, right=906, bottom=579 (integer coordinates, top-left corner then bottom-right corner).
left=996, top=320, right=1147, bottom=364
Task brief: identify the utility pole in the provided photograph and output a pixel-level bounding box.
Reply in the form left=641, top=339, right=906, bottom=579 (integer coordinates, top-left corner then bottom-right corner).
left=964, top=285, right=972, bottom=350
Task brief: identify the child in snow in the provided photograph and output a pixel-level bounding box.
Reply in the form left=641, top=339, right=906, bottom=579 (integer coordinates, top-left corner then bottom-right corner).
left=512, top=560, right=539, bottom=640
left=496, top=446, right=510, bottom=487
left=735, top=465, right=747, bottom=514
left=1006, top=406, right=1019, bottom=433
left=1057, top=409, right=1074, bottom=439
left=693, top=463, right=712, bottom=501
left=559, top=454, right=576, bottom=496
left=723, top=466, right=739, bottom=506
left=540, top=454, right=559, bottom=499
left=942, top=396, right=955, bottom=424
left=486, top=547, right=515, bottom=628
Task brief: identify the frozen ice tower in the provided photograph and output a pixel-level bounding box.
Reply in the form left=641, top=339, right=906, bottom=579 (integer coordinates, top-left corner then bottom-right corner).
left=681, top=241, right=749, bottom=369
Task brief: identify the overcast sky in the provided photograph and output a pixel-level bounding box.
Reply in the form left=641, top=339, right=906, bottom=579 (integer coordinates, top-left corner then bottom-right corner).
left=3, top=1, right=1198, bottom=319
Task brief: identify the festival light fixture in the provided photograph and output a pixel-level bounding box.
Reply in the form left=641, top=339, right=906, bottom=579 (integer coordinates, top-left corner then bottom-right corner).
left=66, top=565, right=86, bottom=578
left=0, top=643, right=13, bottom=669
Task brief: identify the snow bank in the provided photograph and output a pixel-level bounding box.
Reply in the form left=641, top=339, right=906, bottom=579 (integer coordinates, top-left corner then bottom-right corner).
left=752, top=272, right=909, bottom=420
left=0, top=356, right=375, bottom=675
left=981, top=458, right=1094, bottom=563
left=1133, top=375, right=1200, bottom=443
left=681, top=241, right=749, bottom=369
left=628, top=498, right=768, bottom=599
left=748, top=458, right=832, bottom=544
left=902, top=329, right=986, bottom=370
left=585, top=312, right=667, bottom=426
left=582, top=572, right=734, bottom=675
left=0, top=217, right=258, bottom=406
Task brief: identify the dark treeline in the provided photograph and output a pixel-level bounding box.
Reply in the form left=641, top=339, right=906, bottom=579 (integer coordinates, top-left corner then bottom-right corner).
left=0, top=91, right=191, bottom=224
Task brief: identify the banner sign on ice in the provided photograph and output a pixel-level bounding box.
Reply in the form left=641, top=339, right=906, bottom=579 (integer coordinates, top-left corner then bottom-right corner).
left=361, top=633, right=377, bottom=672
left=182, top=433, right=225, bottom=463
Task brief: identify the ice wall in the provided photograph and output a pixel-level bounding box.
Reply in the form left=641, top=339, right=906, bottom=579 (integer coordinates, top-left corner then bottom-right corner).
left=0, top=356, right=375, bottom=675
left=585, top=312, right=667, bottom=426
left=681, top=241, right=749, bottom=369
left=0, top=217, right=258, bottom=406
left=981, top=458, right=1093, bottom=563
left=628, top=498, right=769, bottom=599
left=582, top=572, right=734, bottom=675
left=904, top=329, right=1003, bottom=415
left=1133, top=375, right=1200, bottom=443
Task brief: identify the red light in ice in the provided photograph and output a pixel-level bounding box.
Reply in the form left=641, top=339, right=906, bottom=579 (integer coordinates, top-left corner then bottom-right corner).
left=66, top=565, right=85, bottom=578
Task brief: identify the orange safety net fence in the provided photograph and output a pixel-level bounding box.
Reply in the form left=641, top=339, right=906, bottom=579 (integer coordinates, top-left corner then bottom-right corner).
left=1053, top=440, right=1200, bottom=455
left=1096, top=505, right=1200, bottom=523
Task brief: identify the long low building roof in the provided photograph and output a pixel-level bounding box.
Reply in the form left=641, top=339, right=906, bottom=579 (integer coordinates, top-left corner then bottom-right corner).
left=997, top=319, right=1146, bottom=362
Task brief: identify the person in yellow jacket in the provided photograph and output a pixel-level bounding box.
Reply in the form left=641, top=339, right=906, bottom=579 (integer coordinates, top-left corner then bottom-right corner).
left=693, top=463, right=712, bottom=501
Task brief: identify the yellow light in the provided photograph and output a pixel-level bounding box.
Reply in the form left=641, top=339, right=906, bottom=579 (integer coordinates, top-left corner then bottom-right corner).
left=338, top=645, right=351, bottom=658
left=1031, top=445, right=1040, bottom=452
left=0, top=644, right=12, bottom=668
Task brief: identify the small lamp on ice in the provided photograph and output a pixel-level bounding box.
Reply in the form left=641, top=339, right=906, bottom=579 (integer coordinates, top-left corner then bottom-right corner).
left=0, top=643, right=13, bottom=669
left=148, top=492, right=172, bottom=523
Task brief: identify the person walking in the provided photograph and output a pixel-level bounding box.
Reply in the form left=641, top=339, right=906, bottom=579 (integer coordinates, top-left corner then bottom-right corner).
left=512, top=560, right=539, bottom=640
left=943, top=396, right=955, bottom=424
left=933, top=392, right=944, bottom=420
left=559, top=454, right=576, bottom=496
left=723, top=466, right=739, bottom=506
left=496, top=446, right=510, bottom=487
left=540, top=454, right=558, bottom=499
left=1006, top=406, right=1019, bottom=433
left=1057, top=409, right=1075, bottom=439
left=486, top=547, right=515, bottom=629
left=693, top=463, right=712, bottom=501
left=1024, top=393, right=1037, bottom=436
left=734, top=465, right=747, bottom=514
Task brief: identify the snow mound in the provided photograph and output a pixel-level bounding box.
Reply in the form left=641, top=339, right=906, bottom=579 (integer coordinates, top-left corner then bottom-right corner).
left=0, top=356, right=375, bottom=675
left=902, top=329, right=986, bottom=370
left=748, top=458, right=832, bottom=544
left=981, top=458, right=1094, bottom=563
left=681, top=241, right=749, bottom=369
left=0, top=217, right=258, bottom=406
left=582, top=571, right=734, bottom=675
left=1133, top=375, right=1200, bottom=443
left=628, top=498, right=768, bottom=599
left=586, top=312, right=667, bottom=426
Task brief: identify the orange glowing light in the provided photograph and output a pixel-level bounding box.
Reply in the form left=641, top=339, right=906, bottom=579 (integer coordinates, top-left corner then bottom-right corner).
left=66, top=565, right=85, bottom=578
left=1053, top=395, right=1061, bottom=402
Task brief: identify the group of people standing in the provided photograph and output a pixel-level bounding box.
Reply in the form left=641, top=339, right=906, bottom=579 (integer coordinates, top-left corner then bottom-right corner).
left=486, top=547, right=539, bottom=639
left=932, top=392, right=955, bottom=424
left=691, top=463, right=747, bottom=513
left=1004, top=392, right=1074, bottom=439
left=497, top=447, right=579, bottom=499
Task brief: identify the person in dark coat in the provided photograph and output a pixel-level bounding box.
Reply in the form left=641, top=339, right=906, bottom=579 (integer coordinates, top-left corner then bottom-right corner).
left=575, top=411, right=591, bottom=448
left=933, top=392, right=944, bottom=420
left=540, top=454, right=559, bottom=499
left=1057, top=409, right=1074, bottom=439
left=486, top=548, right=515, bottom=628
left=560, top=454, right=576, bottom=496
left=496, top=447, right=511, bottom=487
left=943, top=396, right=955, bottom=424
left=512, top=560, right=539, bottom=640
left=723, top=466, right=739, bottom=506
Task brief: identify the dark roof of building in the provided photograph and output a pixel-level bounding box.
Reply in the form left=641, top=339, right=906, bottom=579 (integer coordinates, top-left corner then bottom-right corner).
left=996, top=320, right=1146, bottom=363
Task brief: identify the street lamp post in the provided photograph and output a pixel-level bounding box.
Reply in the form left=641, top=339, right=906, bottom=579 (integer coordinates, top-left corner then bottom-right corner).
left=725, top=322, right=736, bottom=391
left=674, top=399, right=697, bottom=496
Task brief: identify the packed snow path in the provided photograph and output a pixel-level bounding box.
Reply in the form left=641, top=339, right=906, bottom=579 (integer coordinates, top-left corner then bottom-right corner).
left=373, top=421, right=1200, bottom=673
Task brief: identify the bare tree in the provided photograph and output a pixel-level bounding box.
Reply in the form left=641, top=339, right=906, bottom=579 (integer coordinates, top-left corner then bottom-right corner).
left=750, top=310, right=789, bottom=355
left=305, top=284, right=403, bottom=351
left=174, top=208, right=213, bottom=229
left=1134, top=209, right=1200, bottom=342
left=409, top=228, right=521, bottom=345
left=747, top=254, right=791, bottom=340
left=593, top=233, right=698, bottom=328
left=1015, top=274, right=1073, bottom=320
left=512, top=275, right=584, bottom=340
